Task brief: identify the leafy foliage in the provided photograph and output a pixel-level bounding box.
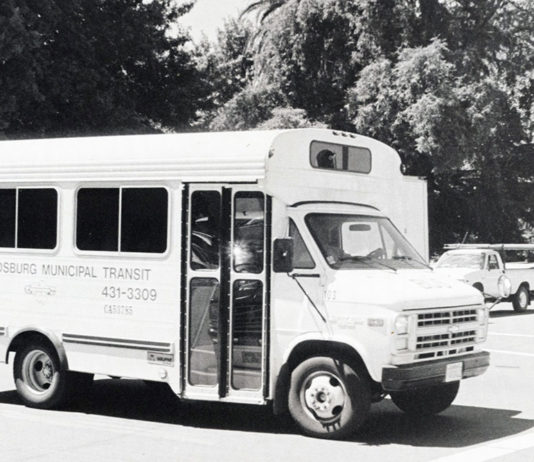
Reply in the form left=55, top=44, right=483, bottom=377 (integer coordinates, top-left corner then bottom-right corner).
left=258, top=107, right=326, bottom=129
left=209, top=83, right=286, bottom=130
left=0, top=0, right=204, bottom=138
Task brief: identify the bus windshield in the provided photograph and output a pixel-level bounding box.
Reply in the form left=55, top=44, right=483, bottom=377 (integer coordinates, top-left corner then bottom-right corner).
left=305, top=213, right=427, bottom=270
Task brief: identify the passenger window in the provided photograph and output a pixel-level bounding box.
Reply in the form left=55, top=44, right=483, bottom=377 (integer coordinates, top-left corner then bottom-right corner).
left=311, top=142, right=343, bottom=169
left=76, top=187, right=168, bottom=253
left=347, top=146, right=372, bottom=173
left=0, top=189, right=16, bottom=248
left=311, top=141, right=371, bottom=174
left=121, top=188, right=168, bottom=253
left=77, top=188, right=119, bottom=251
left=233, top=192, right=264, bottom=274
left=190, top=191, right=221, bottom=270
left=0, top=188, right=57, bottom=249
left=289, top=220, right=315, bottom=269
left=18, top=189, right=58, bottom=249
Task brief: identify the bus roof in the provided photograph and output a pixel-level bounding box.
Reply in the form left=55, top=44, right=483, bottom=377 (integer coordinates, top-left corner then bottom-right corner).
left=0, top=128, right=400, bottom=183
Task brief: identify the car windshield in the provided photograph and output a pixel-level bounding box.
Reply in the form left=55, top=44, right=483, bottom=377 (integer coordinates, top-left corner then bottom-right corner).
left=305, top=213, right=427, bottom=270
left=435, top=253, right=484, bottom=269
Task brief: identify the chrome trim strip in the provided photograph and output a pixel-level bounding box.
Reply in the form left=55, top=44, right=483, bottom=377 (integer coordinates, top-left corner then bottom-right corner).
left=404, top=303, right=482, bottom=312
left=63, top=333, right=172, bottom=353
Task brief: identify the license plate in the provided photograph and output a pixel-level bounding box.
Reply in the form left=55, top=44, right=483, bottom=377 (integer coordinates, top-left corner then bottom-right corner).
left=445, top=362, right=463, bottom=382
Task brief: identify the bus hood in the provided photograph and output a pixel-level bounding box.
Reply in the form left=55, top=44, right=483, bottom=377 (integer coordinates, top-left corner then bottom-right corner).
left=328, top=269, right=482, bottom=311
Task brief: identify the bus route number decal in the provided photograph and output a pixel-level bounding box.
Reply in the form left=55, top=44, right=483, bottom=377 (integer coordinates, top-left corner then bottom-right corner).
left=101, top=286, right=157, bottom=302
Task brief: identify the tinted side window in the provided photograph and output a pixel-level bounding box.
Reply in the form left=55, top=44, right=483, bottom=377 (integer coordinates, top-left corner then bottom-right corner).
left=18, top=189, right=58, bottom=249
left=77, top=188, right=119, bottom=251
left=121, top=188, right=168, bottom=253
left=0, top=189, right=16, bottom=248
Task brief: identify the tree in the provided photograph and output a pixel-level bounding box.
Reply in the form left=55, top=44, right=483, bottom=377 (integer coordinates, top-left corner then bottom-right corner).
left=258, top=107, right=325, bottom=129
left=0, top=1, right=42, bottom=135
left=209, top=83, right=286, bottom=130
left=0, top=0, right=206, bottom=138
left=241, top=0, right=290, bottom=23
left=195, top=18, right=255, bottom=127
left=347, top=36, right=533, bottom=250
left=248, top=0, right=361, bottom=128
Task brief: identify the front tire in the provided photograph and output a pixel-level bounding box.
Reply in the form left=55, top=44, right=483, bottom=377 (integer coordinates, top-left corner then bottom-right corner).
left=512, top=285, right=530, bottom=313
left=390, top=381, right=460, bottom=416
left=288, top=356, right=371, bottom=439
left=14, top=342, right=70, bottom=409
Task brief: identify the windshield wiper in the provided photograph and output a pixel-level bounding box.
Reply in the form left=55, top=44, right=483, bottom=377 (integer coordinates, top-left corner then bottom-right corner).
left=392, top=255, right=433, bottom=270
left=339, top=255, right=397, bottom=272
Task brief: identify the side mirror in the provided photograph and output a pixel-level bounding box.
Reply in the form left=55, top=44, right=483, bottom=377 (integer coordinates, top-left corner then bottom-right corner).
left=273, top=238, right=294, bottom=273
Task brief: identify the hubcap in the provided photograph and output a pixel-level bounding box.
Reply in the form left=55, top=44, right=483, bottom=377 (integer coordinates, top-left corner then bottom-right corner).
left=21, top=350, right=56, bottom=394
left=302, top=372, right=346, bottom=422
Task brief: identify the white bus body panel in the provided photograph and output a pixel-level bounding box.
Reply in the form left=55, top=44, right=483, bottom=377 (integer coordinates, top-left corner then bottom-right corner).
left=0, top=129, right=430, bottom=402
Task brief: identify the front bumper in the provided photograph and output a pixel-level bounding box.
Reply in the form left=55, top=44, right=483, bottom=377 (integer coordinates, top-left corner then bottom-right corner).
left=381, top=351, right=490, bottom=392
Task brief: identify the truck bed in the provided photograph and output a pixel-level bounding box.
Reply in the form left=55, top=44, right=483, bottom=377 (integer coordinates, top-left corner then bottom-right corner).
left=504, top=263, right=534, bottom=291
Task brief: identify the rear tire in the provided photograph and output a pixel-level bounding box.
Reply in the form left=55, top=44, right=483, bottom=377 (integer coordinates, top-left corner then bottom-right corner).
left=390, top=381, right=460, bottom=416
left=14, top=342, right=70, bottom=409
left=512, top=285, right=530, bottom=313
left=288, top=356, right=370, bottom=439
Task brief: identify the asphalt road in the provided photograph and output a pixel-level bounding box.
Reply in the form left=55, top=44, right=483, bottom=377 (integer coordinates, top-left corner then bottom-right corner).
left=0, top=302, right=533, bottom=462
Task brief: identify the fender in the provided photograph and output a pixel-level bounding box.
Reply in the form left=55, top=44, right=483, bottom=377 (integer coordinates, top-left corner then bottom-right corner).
left=5, top=326, right=69, bottom=370
left=272, top=331, right=385, bottom=415
left=280, top=331, right=382, bottom=382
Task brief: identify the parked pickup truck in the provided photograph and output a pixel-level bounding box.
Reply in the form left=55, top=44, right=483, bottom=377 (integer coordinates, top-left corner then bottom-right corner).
left=434, top=244, right=534, bottom=312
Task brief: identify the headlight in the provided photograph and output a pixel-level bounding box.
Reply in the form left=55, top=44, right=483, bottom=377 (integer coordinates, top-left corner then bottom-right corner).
left=394, top=315, right=409, bottom=335
left=498, top=275, right=512, bottom=298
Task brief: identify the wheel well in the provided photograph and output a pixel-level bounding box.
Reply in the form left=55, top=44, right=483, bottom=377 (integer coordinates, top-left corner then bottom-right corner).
left=6, top=331, right=68, bottom=370
left=518, top=282, right=530, bottom=293
left=272, top=340, right=377, bottom=415
left=473, top=283, right=484, bottom=292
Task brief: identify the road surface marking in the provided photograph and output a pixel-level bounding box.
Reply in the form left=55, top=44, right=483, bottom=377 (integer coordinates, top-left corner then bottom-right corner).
left=486, top=348, right=534, bottom=357
left=429, top=432, right=534, bottom=462
left=489, top=332, right=534, bottom=338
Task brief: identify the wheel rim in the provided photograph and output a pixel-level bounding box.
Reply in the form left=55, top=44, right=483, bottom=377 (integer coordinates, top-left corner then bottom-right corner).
left=301, top=371, right=347, bottom=423
left=518, top=289, right=528, bottom=308
left=21, top=350, right=56, bottom=394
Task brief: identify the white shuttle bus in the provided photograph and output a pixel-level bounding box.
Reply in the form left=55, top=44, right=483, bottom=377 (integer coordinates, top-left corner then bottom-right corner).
left=0, top=129, right=489, bottom=439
